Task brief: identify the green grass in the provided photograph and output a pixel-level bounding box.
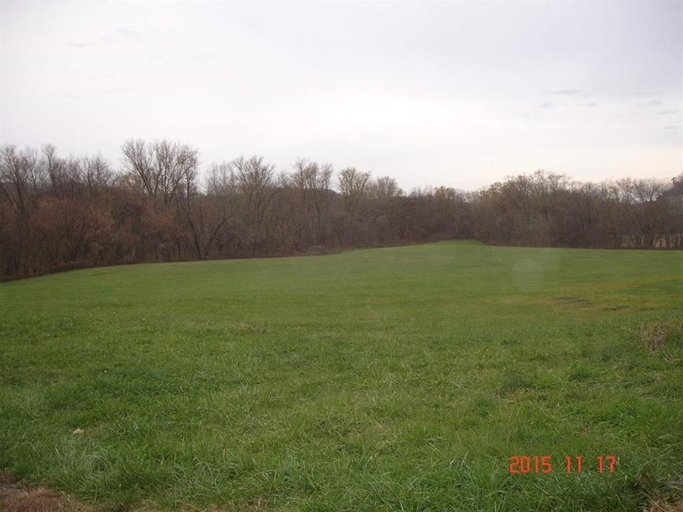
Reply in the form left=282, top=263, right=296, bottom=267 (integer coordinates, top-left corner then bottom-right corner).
left=1, top=241, right=682, bottom=511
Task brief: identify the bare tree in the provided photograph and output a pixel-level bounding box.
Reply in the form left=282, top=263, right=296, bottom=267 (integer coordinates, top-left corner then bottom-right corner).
left=83, top=154, right=113, bottom=197
left=232, top=155, right=281, bottom=256
left=0, top=145, right=41, bottom=216
left=335, top=167, right=372, bottom=244
left=178, top=162, right=241, bottom=260
left=617, top=178, right=670, bottom=248
left=367, top=176, right=401, bottom=201
left=290, top=158, right=333, bottom=247
left=121, top=139, right=199, bottom=208
left=42, top=144, right=66, bottom=198
left=338, top=167, right=371, bottom=215
left=0, top=145, right=35, bottom=275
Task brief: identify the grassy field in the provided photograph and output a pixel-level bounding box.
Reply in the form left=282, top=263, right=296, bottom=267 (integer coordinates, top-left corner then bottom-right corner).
left=1, top=241, right=682, bottom=511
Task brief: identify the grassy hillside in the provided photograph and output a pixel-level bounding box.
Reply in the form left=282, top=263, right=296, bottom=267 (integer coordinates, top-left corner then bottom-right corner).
left=1, top=241, right=682, bottom=511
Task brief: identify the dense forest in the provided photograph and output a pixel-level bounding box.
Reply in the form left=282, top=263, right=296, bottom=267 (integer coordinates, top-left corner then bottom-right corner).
left=1, top=140, right=681, bottom=280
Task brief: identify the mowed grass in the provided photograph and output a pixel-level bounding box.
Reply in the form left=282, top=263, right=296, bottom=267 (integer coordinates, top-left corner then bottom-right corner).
left=1, top=241, right=682, bottom=511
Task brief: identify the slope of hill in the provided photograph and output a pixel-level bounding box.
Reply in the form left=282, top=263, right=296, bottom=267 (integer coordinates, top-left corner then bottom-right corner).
left=1, top=241, right=682, bottom=511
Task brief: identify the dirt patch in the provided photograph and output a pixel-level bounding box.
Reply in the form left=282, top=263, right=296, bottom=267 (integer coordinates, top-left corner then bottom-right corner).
left=0, top=473, right=95, bottom=512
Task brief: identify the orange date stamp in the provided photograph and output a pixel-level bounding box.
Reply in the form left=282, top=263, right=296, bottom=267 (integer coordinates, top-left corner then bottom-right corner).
left=509, top=455, right=617, bottom=474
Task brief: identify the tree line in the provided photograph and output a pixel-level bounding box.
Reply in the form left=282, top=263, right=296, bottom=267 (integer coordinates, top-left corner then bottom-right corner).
left=1, top=140, right=681, bottom=279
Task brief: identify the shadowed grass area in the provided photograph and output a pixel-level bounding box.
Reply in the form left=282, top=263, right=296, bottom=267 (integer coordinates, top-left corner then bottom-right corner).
left=1, top=241, right=682, bottom=511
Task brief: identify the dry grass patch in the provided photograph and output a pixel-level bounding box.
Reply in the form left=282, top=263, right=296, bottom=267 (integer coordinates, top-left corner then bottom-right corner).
left=0, top=473, right=96, bottom=512
left=643, top=499, right=683, bottom=512
left=232, top=322, right=268, bottom=334
left=640, top=320, right=683, bottom=352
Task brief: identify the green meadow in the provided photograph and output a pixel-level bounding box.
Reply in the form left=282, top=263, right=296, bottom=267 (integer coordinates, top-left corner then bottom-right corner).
left=1, top=241, right=682, bottom=511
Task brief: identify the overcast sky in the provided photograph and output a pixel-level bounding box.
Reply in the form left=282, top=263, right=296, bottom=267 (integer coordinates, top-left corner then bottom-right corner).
left=1, top=1, right=681, bottom=192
